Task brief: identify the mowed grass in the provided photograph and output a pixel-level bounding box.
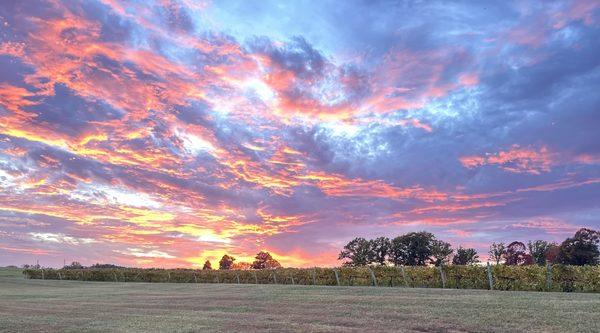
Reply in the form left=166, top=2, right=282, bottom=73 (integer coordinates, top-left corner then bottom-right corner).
left=0, top=268, right=599, bottom=333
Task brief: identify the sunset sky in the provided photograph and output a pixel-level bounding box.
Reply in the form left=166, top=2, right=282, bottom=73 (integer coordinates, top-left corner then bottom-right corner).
left=0, top=1, right=599, bottom=268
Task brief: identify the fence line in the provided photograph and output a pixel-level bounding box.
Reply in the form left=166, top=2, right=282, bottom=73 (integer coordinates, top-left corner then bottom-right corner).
left=22, top=265, right=600, bottom=293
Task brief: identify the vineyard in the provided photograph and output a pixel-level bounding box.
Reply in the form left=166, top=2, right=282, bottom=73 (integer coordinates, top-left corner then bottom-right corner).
left=23, top=264, right=600, bottom=292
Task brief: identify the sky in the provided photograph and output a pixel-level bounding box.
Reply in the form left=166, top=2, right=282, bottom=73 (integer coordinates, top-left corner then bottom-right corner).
left=0, top=0, right=599, bottom=268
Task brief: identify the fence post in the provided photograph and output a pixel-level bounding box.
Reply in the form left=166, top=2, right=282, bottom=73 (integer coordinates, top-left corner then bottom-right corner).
left=272, top=270, right=278, bottom=284
left=41, top=269, right=44, bottom=280
left=291, top=274, right=295, bottom=285
left=58, top=272, right=62, bottom=280
left=194, top=273, right=197, bottom=283
left=400, top=266, right=408, bottom=287
left=216, top=271, right=220, bottom=283
left=236, top=272, right=240, bottom=284
left=546, top=264, right=552, bottom=291
left=167, top=271, right=171, bottom=282
left=113, top=272, right=118, bottom=283
left=438, top=265, right=446, bottom=288
left=253, top=270, right=258, bottom=284
left=333, top=269, right=340, bottom=286
left=486, top=262, right=494, bottom=290
left=368, top=267, right=378, bottom=287
left=312, top=268, right=317, bottom=285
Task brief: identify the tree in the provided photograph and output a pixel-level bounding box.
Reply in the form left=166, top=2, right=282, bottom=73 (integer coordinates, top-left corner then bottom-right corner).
left=202, top=260, right=212, bottom=270
left=368, top=237, right=391, bottom=265
left=64, top=261, right=83, bottom=269
left=430, top=240, right=453, bottom=266
left=545, top=243, right=560, bottom=264
left=503, top=241, right=533, bottom=266
left=232, top=262, right=252, bottom=270
left=488, top=242, right=505, bottom=264
left=452, top=247, right=479, bottom=265
left=251, top=251, right=282, bottom=269
left=218, top=255, right=235, bottom=270
left=389, top=232, right=435, bottom=266
left=338, top=237, right=371, bottom=266
left=557, top=228, right=600, bottom=266
left=527, top=240, right=552, bottom=266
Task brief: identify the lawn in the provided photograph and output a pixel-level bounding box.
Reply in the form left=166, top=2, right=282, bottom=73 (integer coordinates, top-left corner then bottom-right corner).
left=0, top=268, right=599, bottom=333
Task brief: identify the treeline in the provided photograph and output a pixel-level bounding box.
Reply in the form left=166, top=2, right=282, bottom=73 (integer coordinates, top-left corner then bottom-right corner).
left=339, top=228, right=600, bottom=267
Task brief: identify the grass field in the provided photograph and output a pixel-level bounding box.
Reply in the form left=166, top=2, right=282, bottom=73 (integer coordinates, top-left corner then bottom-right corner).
left=1, top=268, right=599, bottom=333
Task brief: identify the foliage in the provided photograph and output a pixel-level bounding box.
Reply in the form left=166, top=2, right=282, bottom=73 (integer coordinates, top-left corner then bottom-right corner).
left=430, top=240, right=453, bottom=266
left=488, top=242, right=505, bottom=265
left=338, top=237, right=371, bottom=266
left=557, top=228, right=600, bottom=266
left=202, top=260, right=212, bottom=270
left=390, top=231, right=435, bottom=266
left=218, top=255, right=235, bottom=270
left=251, top=251, right=282, bottom=269
left=368, top=237, right=390, bottom=265
left=503, top=241, right=533, bottom=266
left=452, top=247, right=479, bottom=265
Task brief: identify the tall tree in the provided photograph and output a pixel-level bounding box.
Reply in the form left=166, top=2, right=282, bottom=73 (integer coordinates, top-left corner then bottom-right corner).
left=219, top=255, right=235, bottom=270
left=557, top=228, right=600, bottom=265
left=430, top=240, right=453, bottom=266
left=545, top=243, right=561, bottom=264
left=389, top=232, right=435, bottom=266
left=527, top=240, right=552, bottom=266
left=488, top=242, right=505, bottom=264
left=338, top=237, right=371, bottom=266
left=452, top=247, right=479, bottom=265
left=251, top=251, right=282, bottom=269
left=503, top=241, right=533, bottom=266
left=202, top=260, right=212, bottom=270
left=368, top=237, right=391, bottom=265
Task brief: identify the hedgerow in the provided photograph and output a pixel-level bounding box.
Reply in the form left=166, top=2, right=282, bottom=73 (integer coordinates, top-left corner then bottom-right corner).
left=22, top=264, right=600, bottom=292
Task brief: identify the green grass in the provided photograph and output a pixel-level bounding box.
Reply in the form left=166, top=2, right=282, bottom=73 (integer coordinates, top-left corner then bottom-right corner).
left=1, top=267, right=599, bottom=332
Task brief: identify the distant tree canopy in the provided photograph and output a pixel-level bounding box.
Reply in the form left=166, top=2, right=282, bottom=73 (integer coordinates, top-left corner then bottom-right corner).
left=218, top=255, right=235, bottom=270
left=488, top=242, right=505, bottom=265
left=338, top=228, right=599, bottom=267
left=452, top=247, right=479, bottom=265
left=368, top=237, right=391, bottom=266
left=527, top=240, right=554, bottom=266
left=251, top=251, right=281, bottom=269
left=503, top=241, right=534, bottom=266
left=390, top=232, right=436, bottom=266
left=63, top=261, right=83, bottom=269
left=558, top=228, right=600, bottom=265
left=202, top=260, right=212, bottom=270
left=338, top=237, right=371, bottom=267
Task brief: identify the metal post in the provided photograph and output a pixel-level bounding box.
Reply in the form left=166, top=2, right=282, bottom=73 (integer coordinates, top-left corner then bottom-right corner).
left=486, top=262, right=494, bottom=290
left=438, top=265, right=446, bottom=288
left=368, top=267, right=378, bottom=287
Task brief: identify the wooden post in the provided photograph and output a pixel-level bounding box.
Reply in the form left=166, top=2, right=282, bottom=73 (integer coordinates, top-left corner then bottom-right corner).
left=253, top=270, right=258, bottom=284
left=368, top=267, right=378, bottom=287
left=333, top=269, right=340, bottom=286
left=438, top=265, right=446, bottom=288
left=216, top=271, right=220, bottom=283
left=272, top=270, right=277, bottom=284
left=486, top=262, right=494, bottom=290
left=400, top=266, right=408, bottom=287
left=41, top=269, right=44, bottom=280
left=236, top=272, right=240, bottom=284
left=194, top=274, right=197, bottom=283
left=291, top=275, right=295, bottom=285
left=167, top=271, right=171, bottom=282
left=546, top=264, right=552, bottom=291
left=312, top=268, right=317, bottom=285
left=113, top=272, right=118, bottom=283
left=58, top=272, right=62, bottom=280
